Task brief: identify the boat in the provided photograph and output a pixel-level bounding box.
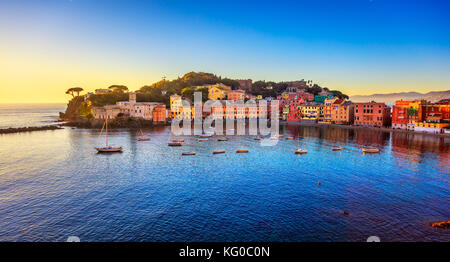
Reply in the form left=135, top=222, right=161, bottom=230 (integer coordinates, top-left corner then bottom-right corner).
left=254, top=137, right=262, bottom=140
left=294, top=136, right=307, bottom=154
left=270, top=136, right=279, bottom=140
left=199, top=133, right=213, bottom=138
left=198, top=138, right=208, bottom=142
left=236, top=149, right=249, bottom=153
left=168, top=142, right=183, bottom=146
left=213, top=150, right=226, bottom=154
left=294, top=149, right=308, bottom=154
left=137, top=137, right=150, bottom=141
left=218, top=137, right=228, bottom=141
left=172, top=139, right=184, bottom=142
left=95, top=118, right=123, bottom=153
left=182, top=152, right=196, bottom=156
left=362, top=147, right=380, bottom=153
left=286, top=136, right=294, bottom=140
left=331, top=146, right=343, bottom=151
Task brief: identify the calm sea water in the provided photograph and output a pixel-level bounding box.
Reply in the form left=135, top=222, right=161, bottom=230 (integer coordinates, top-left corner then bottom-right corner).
left=0, top=103, right=66, bottom=129
left=0, top=105, right=449, bottom=242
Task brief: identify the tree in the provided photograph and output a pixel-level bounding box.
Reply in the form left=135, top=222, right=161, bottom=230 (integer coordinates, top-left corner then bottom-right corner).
left=108, top=85, right=128, bottom=93
left=65, top=88, right=74, bottom=98
left=72, top=87, right=83, bottom=96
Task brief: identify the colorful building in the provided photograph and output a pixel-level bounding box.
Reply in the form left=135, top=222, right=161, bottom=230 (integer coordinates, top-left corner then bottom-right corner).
left=194, top=83, right=232, bottom=100
left=227, top=90, right=246, bottom=101
left=391, top=100, right=425, bottom=130
left=331, top=101, right=354, bottom=125
left=299, top=104, right=319, bottom=122
left=170, top=94, right=183, bottom=119
left=323, top=97, right=339, bottom=123
left=354, top=102, right=391, bottom=127
left=286, top=98, right=304, bottom=121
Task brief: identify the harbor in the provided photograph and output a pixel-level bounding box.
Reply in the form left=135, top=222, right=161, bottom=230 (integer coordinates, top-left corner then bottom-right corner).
left=0, top=123, right=448, bottom=241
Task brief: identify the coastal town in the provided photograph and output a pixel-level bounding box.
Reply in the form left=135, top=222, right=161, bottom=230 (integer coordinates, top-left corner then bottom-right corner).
left=83, top=77, right=450, bottom=135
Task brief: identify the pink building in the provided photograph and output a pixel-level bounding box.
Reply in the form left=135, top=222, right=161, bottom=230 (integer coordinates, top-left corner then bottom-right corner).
left=354, top=102, right=391, bottom=127
left=227, top=90, right=246, bottom=101
left=286, top=98, right=304, bottom=121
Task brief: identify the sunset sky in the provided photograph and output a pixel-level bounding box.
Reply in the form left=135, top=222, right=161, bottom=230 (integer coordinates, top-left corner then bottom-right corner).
left=1, top=0, right=449, bottom=103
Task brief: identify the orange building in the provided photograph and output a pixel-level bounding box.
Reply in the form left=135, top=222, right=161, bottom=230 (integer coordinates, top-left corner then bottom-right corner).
left=227, top=90, right=246, bottom=101
left=331, top=101, right=354, bottom=124
left=392, top=100, right=425, bottom=130
left=152, top=105, right=167, bottom=123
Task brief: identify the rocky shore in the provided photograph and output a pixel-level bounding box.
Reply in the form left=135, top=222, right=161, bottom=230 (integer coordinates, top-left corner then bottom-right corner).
left=0, top=125, right=63, bottom=134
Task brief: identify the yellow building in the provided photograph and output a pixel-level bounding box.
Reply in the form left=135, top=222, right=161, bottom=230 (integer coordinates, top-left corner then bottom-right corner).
left=324, top=97, right=339, bottom=123
left=300, top=104, right=319, bottom=120
left=194, top=83, right=232, bottom=100
left=170, top=95, right=183, bottom=119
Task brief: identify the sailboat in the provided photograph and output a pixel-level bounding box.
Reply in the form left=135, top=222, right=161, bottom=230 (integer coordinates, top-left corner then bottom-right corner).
left=136, top=119, right=150, bottom=141
left=95, top=118, right=123, bottom=153
left=136, top=129, right=151, bottom=141
left=294, top=136, right=307, bottom=154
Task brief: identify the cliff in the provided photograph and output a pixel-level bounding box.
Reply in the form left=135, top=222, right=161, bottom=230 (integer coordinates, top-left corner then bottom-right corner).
left=59, top=96, right=88, bottom=121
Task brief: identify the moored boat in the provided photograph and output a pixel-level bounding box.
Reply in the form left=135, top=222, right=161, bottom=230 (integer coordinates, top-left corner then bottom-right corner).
left=362, top=147, right=380, bottom=153
left=286, top=136, right=294, bottom=140
left=331, top=146, right=343, bottom=151
left=218, top=137, right=228, bottom=141
left=168, top=142, right=183, bottom=146
left=182, top=152, right=196, bottom=156
left=198, top=138, right=208, bottom=142
left=236, top=149, right=249, bottom=153
left=172, top=139, right=184, bottom=142
left=137, top=137, right=151, bottom=141
left=213, top=150, right=226, bottom=154
left=95, top=118, right=123, bottom=153
left=254, top=137, right=262, bottom=140
left=294, top=149, right=307, bottom=154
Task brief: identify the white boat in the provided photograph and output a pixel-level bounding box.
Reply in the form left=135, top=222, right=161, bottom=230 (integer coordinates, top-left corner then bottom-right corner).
left=294, top=137, right=307, bottom=154
left=362, top=147, right=379, bottom=153
left=95, top=119, right=122, bottom=153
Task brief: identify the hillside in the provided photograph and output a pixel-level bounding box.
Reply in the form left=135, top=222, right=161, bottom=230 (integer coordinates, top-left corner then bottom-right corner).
left=350, top=90, right=450, bottom=104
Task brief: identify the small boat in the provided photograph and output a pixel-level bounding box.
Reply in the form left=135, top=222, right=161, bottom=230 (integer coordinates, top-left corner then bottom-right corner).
left=236, top=149, right=249, bottom=153
left=198, top=138, right=208, bottom=142
left=168, top=142, right=183, bottom=146
left=218, top=137, right=228, bottom=141
left=213, top=150, right=226, bottom=154
left=254, top=137, right=263, bottom=140
left=294, top=136, right=307, bottom=154
left=362, top=147, right=379, bottom=153
left=172, top=139, right=184, bottom=143
left=270, top=136, right=279, bottom=140
left=331, top=146, right=343, bottom=151
left=182, top=152, right=196, bottom=156
left=96, top=146, right=123, bottom=153
left=278, top=135, right=284, bottom=137
left=200, top=133, right=213, bottom=138
left=95, top=118, right=123, bottom=153
left=137, top=137, right=151, bottom=141
left=294, top=149, right=307, bottom=154
left=286, top=136, right=294, bottom=140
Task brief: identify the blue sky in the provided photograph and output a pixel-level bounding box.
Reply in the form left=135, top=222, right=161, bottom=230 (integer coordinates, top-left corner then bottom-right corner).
left=0, top=0, right=449, bottom=102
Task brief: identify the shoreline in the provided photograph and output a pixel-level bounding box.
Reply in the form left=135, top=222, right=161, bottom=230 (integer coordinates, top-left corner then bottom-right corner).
left=0, top=125, right=63, bottom=134
left=281, top=121, right=450, bottom=138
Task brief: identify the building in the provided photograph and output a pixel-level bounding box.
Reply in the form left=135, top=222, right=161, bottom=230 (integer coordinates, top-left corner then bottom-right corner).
left=194, top=83, right=232, bottom=100
left=227, top=90, right=246, bottom=101
left=236, top=79, right=252, bottom=90
left=296, top=90, right=314, bottom=102
left=331, top=101, right=354, bottom=124
left=415, top=99, right=450, bottom=133
left=300, top=104, right=319, bottom=122
left=153, top=105, right=167, bottom=123
left=354, top=102, right=391, bottom=127
left=314, top=94, right=333, bottom=104
left=317, top=104, right=325, bottom=122
left=392, top=100, right=426, bottom=130
left=286, top=98, right=304, bottom=121
left=170, top=94, right=183, bottom=119
left=93, top=105, right=121, bottom=120
left=94, top=92, right=166, bottom=122
left=324, top=97, right=339, bottom=123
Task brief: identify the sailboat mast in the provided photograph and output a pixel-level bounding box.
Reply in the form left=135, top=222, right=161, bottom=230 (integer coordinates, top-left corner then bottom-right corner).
left=106, top=118, right=109, bottom=147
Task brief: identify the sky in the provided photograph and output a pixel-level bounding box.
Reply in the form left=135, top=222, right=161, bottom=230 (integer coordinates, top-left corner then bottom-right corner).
left=0, top=0, right=449, bottom=103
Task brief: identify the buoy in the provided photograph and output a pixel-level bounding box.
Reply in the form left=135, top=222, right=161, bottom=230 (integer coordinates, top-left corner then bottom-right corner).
left=342, top=211, right=349, bottom=216
left=318, top=181, right=321, bottom=186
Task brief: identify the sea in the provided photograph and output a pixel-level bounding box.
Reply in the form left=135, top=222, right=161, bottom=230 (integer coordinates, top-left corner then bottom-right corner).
left=0, top=104, right=449, bottom=241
